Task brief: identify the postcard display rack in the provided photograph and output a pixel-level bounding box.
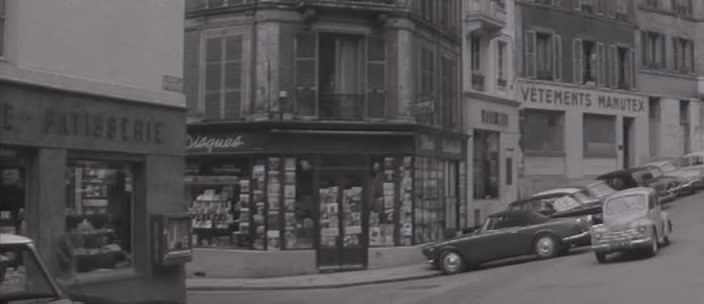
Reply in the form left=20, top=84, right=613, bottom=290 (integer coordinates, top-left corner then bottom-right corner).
left=319, top=184, right=363, bottom=248
left=413, top=157, right=442, bottom=244
left=189, top=176, right=240, bottom=248
left=400, top=156, right=414, bottom=246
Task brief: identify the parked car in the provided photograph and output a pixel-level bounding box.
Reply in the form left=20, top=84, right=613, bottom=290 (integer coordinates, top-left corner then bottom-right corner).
left=590, top=187, right=673, bottom=263
left=641, top=159, right=702, bottom=195
left=421, top=209, right=592, bottom=275
left=1, top=234, right=74, bottom=304
left=533, top=180, right=616, bottom=203
left=680, top=152, right=704, bottom=182
left=510, top=192, right=602, bottom=225
left=596, top=166, right=679, bottom=203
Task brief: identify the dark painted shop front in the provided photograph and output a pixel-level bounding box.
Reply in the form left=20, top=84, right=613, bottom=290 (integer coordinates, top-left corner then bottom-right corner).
left=0, top=80, right=188, bottom=303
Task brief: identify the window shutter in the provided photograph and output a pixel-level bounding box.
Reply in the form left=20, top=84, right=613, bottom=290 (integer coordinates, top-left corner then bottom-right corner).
left=673, top=37, right=680, bottom=72
left=630, top=49, right=637, bottom=89
left=595, top=0, right=604, bottom=14
left=690, top=41, right=695, bottom=73
left=609, top=45, right=618, bottom=88
left=597, top=42, right=605, bottom=86
left=366, top=36, right=387, bottom=119
left=625, top=48, right=632, bottom=90
left=659, top=34, right=665, bottom=69
left=640, top=32, right=648, bottom=67
left=574, top=0, right=582, bottom=11
left=553, top=34, right=562, bottom=81
left=294, top=32, right=318, bottom=117
left=223, top=36, right=243, bottom=119
left=204, top=37, right=223, bottom=120
left=525, top=31, right=537, bottom=78
left=573, top=38, right=583, bottom=84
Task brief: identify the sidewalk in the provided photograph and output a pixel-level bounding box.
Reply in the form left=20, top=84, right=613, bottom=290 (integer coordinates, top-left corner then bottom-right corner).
left=186, top=264, right=440, bottom=291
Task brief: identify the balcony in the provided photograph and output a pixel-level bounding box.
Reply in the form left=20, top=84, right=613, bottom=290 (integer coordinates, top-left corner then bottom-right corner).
left=464, top=0, right=506, bottom=37
left=318, top=94, right=364, bottom=120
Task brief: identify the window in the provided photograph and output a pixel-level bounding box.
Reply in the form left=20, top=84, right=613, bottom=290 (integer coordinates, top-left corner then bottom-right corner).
left=318, top=33, right=364, bottom=120
left=421, top=0, right=434, bottom=21
left=0, top=0, right=4, bottom=57
left=680, top=100, right=690, bottom=123
left=645, top=0, right=659, bottom=8
left=681, top=100, right=691, bottom=154
left=642, top=32, right=666, bottom=69
left=614, top=46, right=634, bottom=90
left=584, top=114, right=616, bottom=156
left=440, top=56, right=458, bottom=129
left=536, top=33, right=553, bottom=80
left=497, top=40, right=508, bottom=88
left=505, top=149, right=514, bottom=186
left=577, top=0, right=595, bottom=12
left=579, top=40, right=598, bottom=85
left=414, top=157, right=445, bottom=244
left=203, top=34, right=244, bottom=120
left=471, top=35, right=481, bottom=73
left=523, top=109, right=565, bottom=153
left=473, top=130, right=500, bottom=200
left=418, top=47, right=436, bottom=124
left=64, top=160, right=135, bottom=274
left=525, top=31, right=561, bottom=80
left=673, top=37, right=694, bottom=74
left=616, top=0, right=627, bottom=13
left=672, top=0, right=692, bottom=15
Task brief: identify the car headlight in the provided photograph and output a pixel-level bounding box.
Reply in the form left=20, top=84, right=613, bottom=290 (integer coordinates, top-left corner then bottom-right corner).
left=636, top=225, right=648, bottom=234
left=593, top=232, right=603, bottom=239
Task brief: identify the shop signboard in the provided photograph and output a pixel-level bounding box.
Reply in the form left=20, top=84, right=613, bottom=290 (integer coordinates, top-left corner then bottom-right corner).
left=516, top=81, right=647, bottom=115
left=409, top=97, right=435, bottom=116
left=481, top=109, right=509, bottom=127
left=186, top=134, right=249, bottom=153
left=151, top=213, right=193, bottom=266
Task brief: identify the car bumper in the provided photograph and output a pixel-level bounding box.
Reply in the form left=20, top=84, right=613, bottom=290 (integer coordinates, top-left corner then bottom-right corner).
left=563, top=231, right=591, bottom=246
left=591, top=237, right=653, bottom=253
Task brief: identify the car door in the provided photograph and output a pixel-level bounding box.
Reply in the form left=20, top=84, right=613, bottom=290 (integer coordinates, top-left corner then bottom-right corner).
left=468, top=215, right=523, bottom=263
left=648, top=192, right=665, bottom=238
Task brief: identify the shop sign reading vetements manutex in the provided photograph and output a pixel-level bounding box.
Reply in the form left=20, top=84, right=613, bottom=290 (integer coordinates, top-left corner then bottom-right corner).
left=517, top=82, right=646, bottom=113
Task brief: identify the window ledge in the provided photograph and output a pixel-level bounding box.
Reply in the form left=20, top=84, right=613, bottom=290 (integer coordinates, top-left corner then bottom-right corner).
left=584, top=152, right=617, bottom=159
left=640, top=68, right=697, bottom=80
left=523, top=150, right=566, bottom=157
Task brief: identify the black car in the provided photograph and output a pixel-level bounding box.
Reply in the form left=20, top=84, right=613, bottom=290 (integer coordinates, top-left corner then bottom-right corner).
left=508, top=193, right=603, bottom=225
left=596, top=166, right=679, bottom=203
left=421, top=210, right=592, bottom=275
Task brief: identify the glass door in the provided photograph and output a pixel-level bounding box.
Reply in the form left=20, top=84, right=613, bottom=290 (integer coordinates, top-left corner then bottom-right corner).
left=317, top=169, right=367, bottom=270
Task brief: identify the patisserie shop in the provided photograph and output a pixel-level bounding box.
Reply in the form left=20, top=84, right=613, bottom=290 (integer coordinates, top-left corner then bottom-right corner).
left=185, top=121, right=468, bottom=277
left=0, top=80, right=188, bottom=303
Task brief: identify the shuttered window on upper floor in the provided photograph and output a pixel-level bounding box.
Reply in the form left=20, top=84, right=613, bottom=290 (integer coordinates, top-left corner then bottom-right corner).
left=203, top=34, right=244, bottom=120
left=0, top=0, right=5, bottom=58
left=524, top=31, right=561, bottom=81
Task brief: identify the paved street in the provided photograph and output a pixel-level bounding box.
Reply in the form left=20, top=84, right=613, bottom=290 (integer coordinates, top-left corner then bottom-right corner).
left=188, top=191, right=704, bottom=304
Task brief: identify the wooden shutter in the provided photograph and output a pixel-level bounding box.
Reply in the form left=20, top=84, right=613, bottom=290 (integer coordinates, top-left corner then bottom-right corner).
left=597, top=42, right=605, bottom=86
left=625, top=48, right=632, bottom=90
left=630, top=49, right=637, bottom=89
left=574, top=0, right=581, bottom=11
left=366, top=36, right=387, bottom=119
left=573, top=38, right=583, bottom=84
left=673, top=37, right=680, bottom=72
left=223, top=36, right=243, bottom=119
left=294, top=32, right=318, bottom=117
left=553, top=34, right=562, bottom=81
left=640, top=31, right=648, bottom=67
left=659, top=34, right=666, bottom=69
left=525, top=31, right=537, bottom=78
left=204, top=37, right=223, bottom=120
left=609, top=45, right=618, bottom=88
left=690, top=41, right=695, bottom=73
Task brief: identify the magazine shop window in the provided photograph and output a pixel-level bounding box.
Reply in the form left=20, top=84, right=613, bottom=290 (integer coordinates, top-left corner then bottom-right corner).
left=369, top=156, right=398, bottom=247
left=413, top=157, right=444, bottom=244
left=283, top=158, right=315, bottom=249
left=185, top=159, right=250, bottom=249
left=64, top=160, right=135, bottom=274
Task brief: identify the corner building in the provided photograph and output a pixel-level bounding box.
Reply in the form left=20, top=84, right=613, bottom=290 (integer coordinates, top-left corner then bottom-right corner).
left=0, top=0, right=187, bottom=303
left=515, top=0, right=649, bottom=196
left=183, top=0, right=466, bottom=278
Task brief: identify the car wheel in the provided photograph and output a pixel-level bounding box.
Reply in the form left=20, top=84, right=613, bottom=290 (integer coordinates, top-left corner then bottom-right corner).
left=534, top=234, right=560, bottom=259
left=595, top=252, right=607, bottom=264
left=645, top=232, right=659, bottom=257
left=439, top=250, right=465, bottom=275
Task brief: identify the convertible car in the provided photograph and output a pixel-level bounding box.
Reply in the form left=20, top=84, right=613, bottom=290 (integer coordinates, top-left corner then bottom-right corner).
left=421, top=209, right=592, bottom=274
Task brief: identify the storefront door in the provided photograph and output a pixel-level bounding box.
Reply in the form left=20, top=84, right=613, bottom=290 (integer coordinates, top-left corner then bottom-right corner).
left=0, top=147, right=27, bottom=236
left=317, top=169, right=367, bottom=270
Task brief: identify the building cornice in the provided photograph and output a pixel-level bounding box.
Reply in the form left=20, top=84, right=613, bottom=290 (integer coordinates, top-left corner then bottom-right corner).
left=464, top=91, right=521, bottom=107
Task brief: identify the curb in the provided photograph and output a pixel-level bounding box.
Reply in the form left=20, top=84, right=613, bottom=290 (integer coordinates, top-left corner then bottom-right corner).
left=186, top=273, right=442, bottom=291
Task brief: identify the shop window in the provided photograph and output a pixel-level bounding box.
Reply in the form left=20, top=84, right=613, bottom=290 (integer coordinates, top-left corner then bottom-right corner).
left=523, top=109, right=565, bottom=153
left=285, top=158, right=315, bottom=249
left=202, top=33, right=244, bottom=120
left=641, top=31, right=666, bottom=70
left=0, top=149, right=25, bottom=236
left=525, top=31, right=561, bottom=81
left=473, top=130, right=500, bottom=200
left=413, top=157, right=444, bottom=244
left=583, top=114, right=616, bottom=157
left=369, top=157, right=398, bottom=247
left=185, top=159, right=251, bottom=249
left=64, top=160, right=135, bottom=274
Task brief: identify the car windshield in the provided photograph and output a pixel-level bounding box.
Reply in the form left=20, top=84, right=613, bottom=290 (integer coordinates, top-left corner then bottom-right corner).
left=0, top=245, right=58, bottom=302
left=587, top=183, right=616, bottom=198
left=659, top=162, right=678, bottom=173
left=571, top=191, right=592, bottom=203
left=604, top=194, right=647, bottom=218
